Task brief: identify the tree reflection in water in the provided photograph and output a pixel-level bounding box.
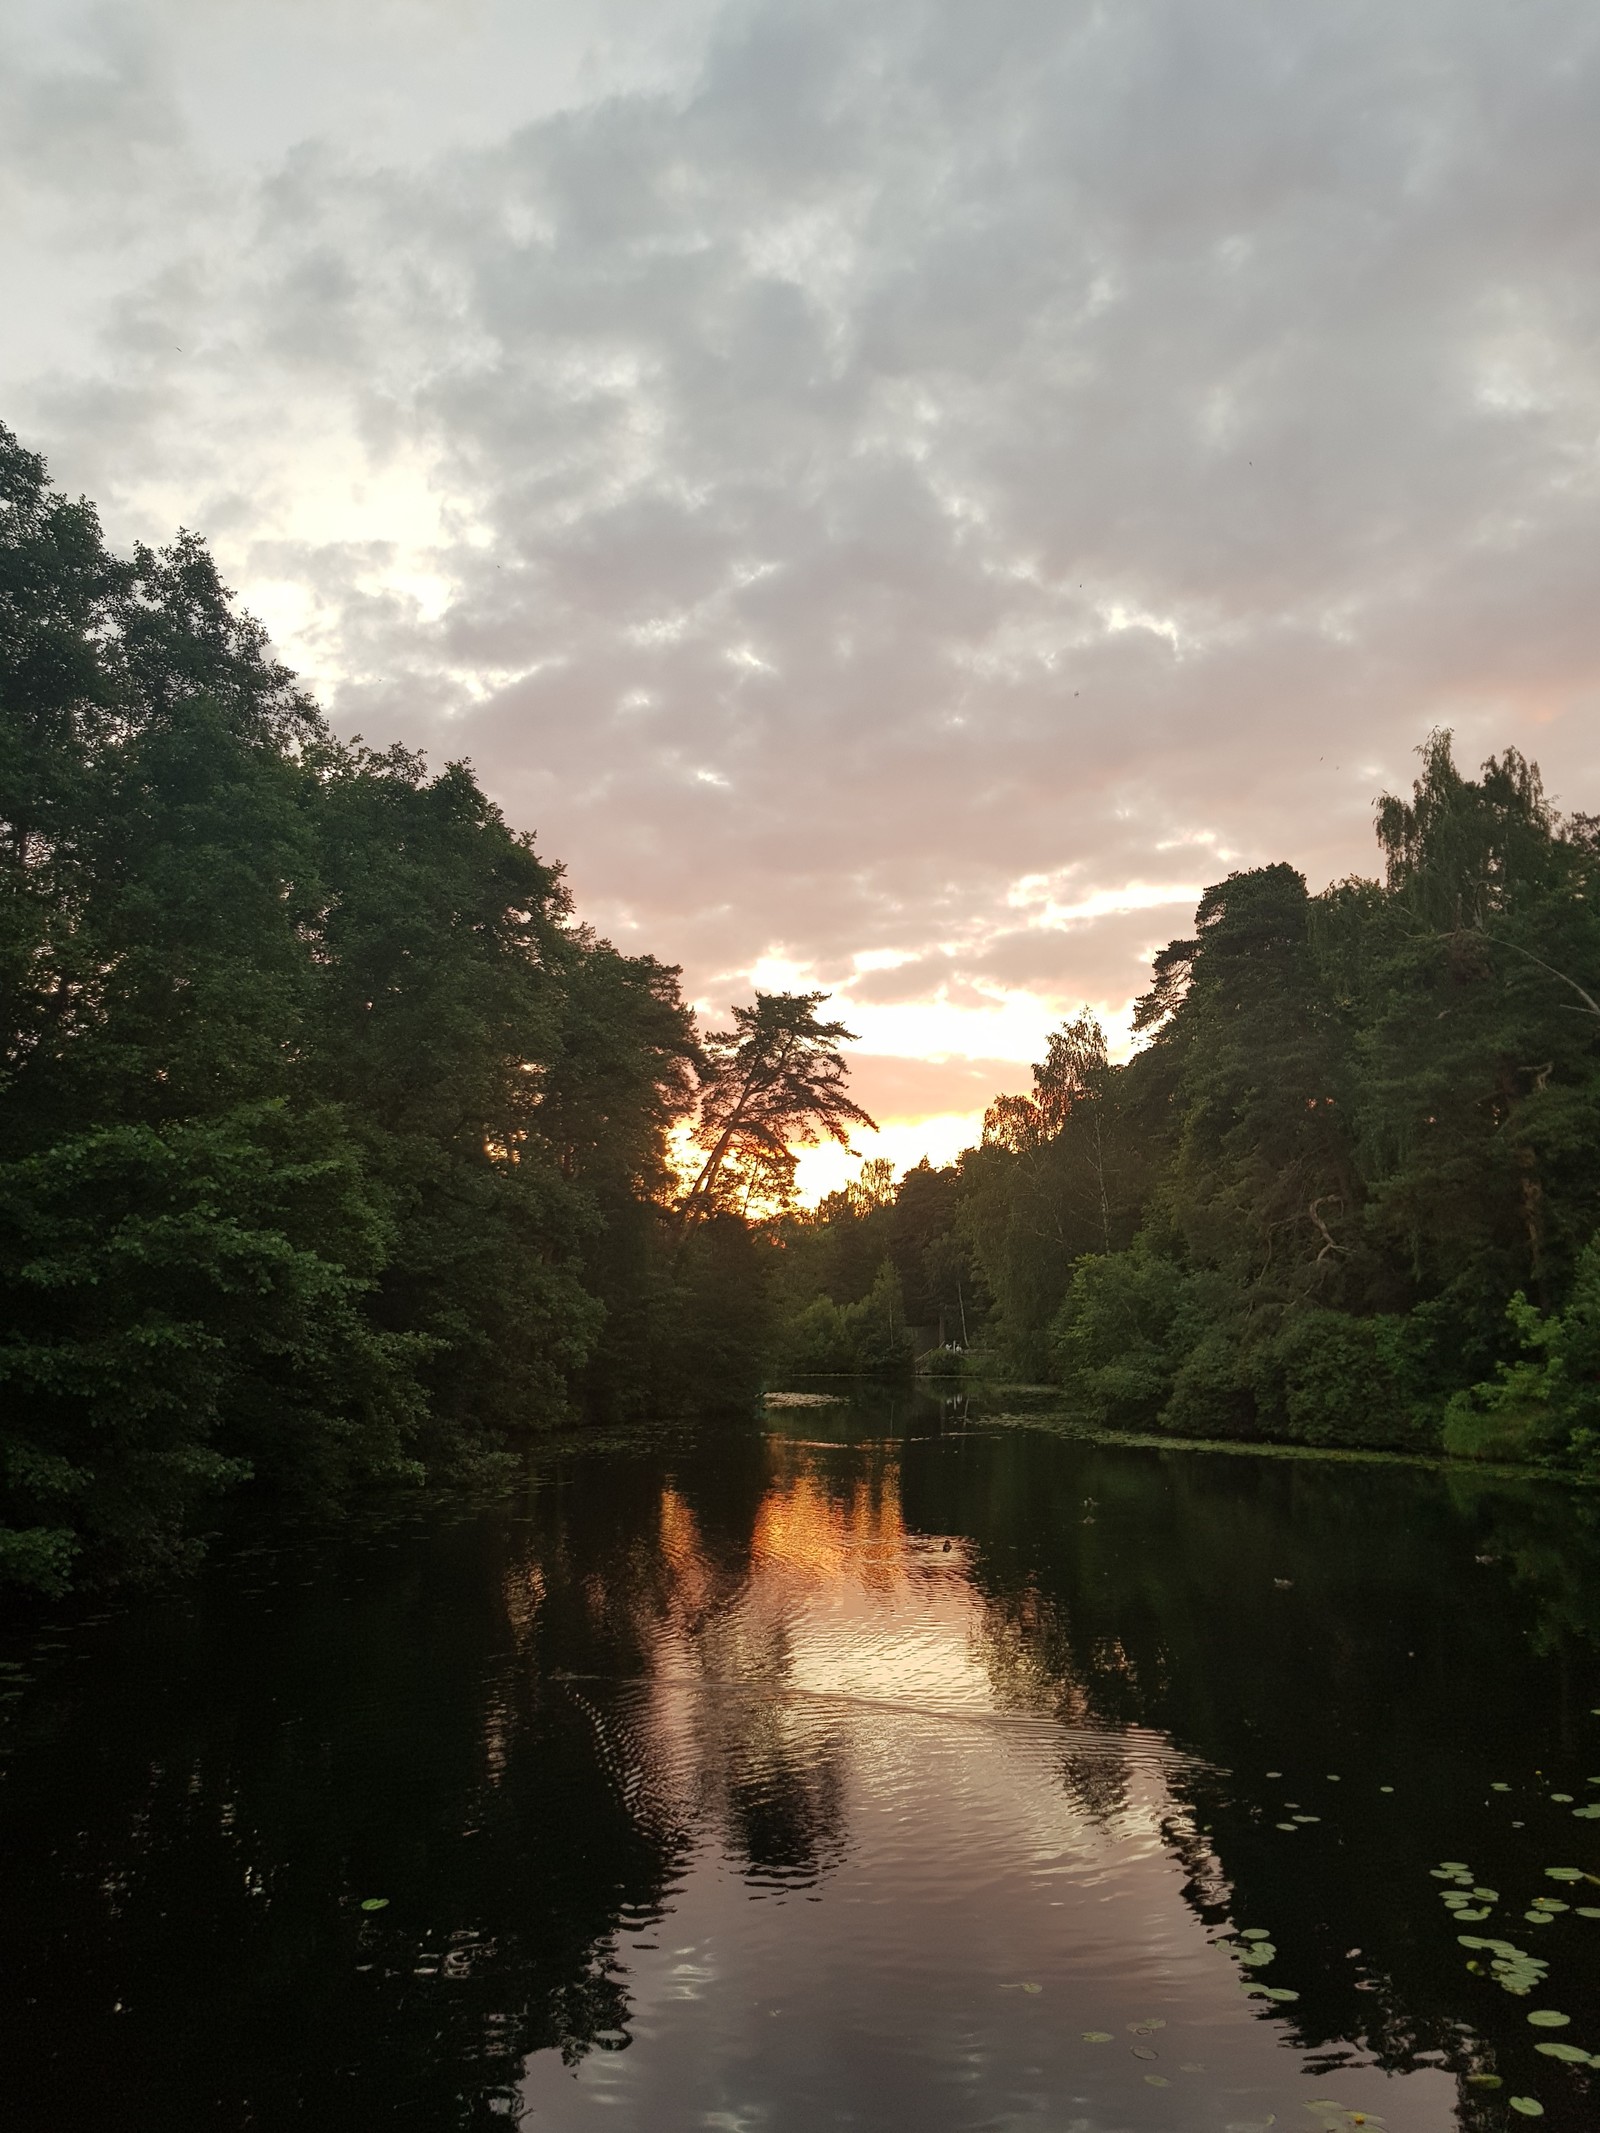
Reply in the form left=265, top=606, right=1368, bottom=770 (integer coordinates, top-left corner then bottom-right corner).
left=2, top=1395, right=1597, bottom=2129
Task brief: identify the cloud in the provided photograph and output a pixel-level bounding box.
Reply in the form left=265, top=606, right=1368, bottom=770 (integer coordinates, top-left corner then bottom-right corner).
left=7, top=0, right=1600, bottom=1170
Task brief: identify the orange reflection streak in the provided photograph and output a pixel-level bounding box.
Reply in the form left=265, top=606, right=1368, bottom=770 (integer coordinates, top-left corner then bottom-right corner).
left=750, top=1457, right=909, bottom=1593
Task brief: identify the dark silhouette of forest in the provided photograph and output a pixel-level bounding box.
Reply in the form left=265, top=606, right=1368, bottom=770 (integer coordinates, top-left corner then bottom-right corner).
left=8, top=423, right=1600, bottom=1594
left=1, top=428, right=877, bottom=1594
left=773, top=740, right=1600, bottom=1482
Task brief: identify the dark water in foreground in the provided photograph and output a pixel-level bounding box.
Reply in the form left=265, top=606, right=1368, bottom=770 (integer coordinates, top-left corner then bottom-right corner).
left=5, top=1393, right=1600, bottom=2131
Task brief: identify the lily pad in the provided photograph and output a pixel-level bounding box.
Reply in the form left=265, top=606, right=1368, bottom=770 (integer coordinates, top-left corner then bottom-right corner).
left=1082, top=2030, right=1113, bottom=2043
left=1492, top=1783, right=1511, bottom=1792
left=1455, top=1908, right=1491, bottom=1920
left=1020, top=1982, right=1042, bottom=1994
left=1508, top=2100, right=1544, bottom=2118
left=1534, top=2042, right=1591, bottom=2063
left=1276, top=1821, right=1298, bottom=1832
left=1240, top=1928, right=1270, bottom=1940
left=1527, top=2010, right=1570, bottom=2028
left=1292, top=1814, right=1321, bottom=1824
left=1545, top=1867, right=1584, bottom=1881
left=1440, top=1860, right=1470, bottom=1871
left=1379, top=1785, right=1394, bottom=1793
left=1464, top=2073, right=1502, bottom=2088
left=1572, top=1805, right=1600, bottom=1819
left=1263, top=1987, right=1300, bottom=2001
left=1472, top=1887, right=1499, bottom=1900
left=359, top=1897, right=389, bottom=1911
left=1132, top=2046, right=1158, bottom=2060
left=1551, top=1794, right=1574, bottom=1803
left=1577, top=1906, right=1600, bottom=1918
left=1531, top=1899, right=1567, bottom=1912
left=1143, top=2074, right=1169, bottom=2087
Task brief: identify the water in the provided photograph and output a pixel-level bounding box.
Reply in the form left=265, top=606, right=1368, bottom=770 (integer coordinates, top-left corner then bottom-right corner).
left=4, top=1389, right=1600, bottom=2131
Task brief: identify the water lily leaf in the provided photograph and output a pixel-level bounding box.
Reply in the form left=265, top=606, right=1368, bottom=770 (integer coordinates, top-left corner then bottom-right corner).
left=1020, top=1982, right=1042, bottom=1994
left=1082, top=2030, right=1113, bottom=2043
left=1276, top=1821, right=1299, bottom=1832
left=1326, top=1774, right=1341, bottom=1781
left=1263, top=1987, right=1300, bottom=2001
left=1492, top=1783, right=1511, bottom=1792
left=1130, top=2017, right=1166, bottom=2029
left=1531, top=1899, right=1567, bottom=1912
left=1455, top=1907, right=1491, bottom=1920
left=1241, top=1928, right=1270, bottom=1939
left=1439, top=1860, right=1470, bottom=1871
left=359, top=1897, right=389, bottom=1911
left=1144, top=2074, right=1170, bottom=2087
left=1457, top=1936, right=1492, bottom=1949
left=1545, top=1867, right=1584, bottom=1881
left=1293, top=1814, right=1321, bottom=1824
left=1577, top=1906, right=1600, bottom=1918
left=1379, top=1785, right=1394, bottom=1793
left=1572, top=1805, right=1600, bottom=1819
left=1472, top=1887, right=1499, bottom=1900
left=1132, top=2045, right=1158, bottom=2060
left=1465, top=2073, right=1503, bottom=2087
left=1551, top=1794, right=1574, bottom=1803
left=1527, top=2010, right=1570, bottom=2028
left=1508, top=2099, right=1544, bottom=2118
left=1534, top=2042, right=1590, bottom=2062
left=1264, top=1771, right=1282, bottom=1778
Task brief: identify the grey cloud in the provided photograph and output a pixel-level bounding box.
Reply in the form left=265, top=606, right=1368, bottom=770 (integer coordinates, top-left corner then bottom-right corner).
left=8, top=0, right=1600, bottom=1083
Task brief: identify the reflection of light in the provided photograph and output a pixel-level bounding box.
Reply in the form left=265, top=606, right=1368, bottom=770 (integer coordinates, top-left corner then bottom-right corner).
left=750, top=1467, right=908, bottom=1590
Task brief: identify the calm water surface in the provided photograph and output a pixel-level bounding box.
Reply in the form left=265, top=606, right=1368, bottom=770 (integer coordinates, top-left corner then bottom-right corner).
left=5, top=1390, right=1600, bottom=2131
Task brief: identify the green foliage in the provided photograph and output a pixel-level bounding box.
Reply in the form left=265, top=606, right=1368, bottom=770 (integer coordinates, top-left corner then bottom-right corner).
left=777, top=1258, right=915, bottom=1377
left=0, top=422, right=768, bottom=1590
left=781, top=731, right=1600, bottom=1471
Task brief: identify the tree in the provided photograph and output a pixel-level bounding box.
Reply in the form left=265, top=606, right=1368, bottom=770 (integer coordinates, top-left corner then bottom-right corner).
left=680, top=991, right=876, bottom=1222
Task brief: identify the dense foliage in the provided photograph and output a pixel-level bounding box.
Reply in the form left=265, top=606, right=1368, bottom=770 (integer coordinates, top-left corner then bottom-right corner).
left=0, top=428, right=884, bottom=1593
left=778, top=738, right=1600, bottom=1472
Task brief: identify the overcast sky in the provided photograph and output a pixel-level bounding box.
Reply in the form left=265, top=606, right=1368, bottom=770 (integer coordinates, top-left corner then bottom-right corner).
left=7, top=0, right=1600, bottom=1189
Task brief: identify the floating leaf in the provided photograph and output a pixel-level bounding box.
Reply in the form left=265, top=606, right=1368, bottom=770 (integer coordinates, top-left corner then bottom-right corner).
left=1572, top=1805, right=1600, bottom=1820
left=1020, top=1982, right=1042, bottom=1994
left=1132, top=2046, right=1158, bottom=2061
left=1082, top=2030, right=1113, bottom=2043
left=1456, top=1908, right=1491, bottom=1920
left=1531, top=1899, right=1568, bottom=1912
left=1440, top=1860, right=1470, bottom=1871
left=1534, top=2042, right=1591, bottom=2063
left=1492, top=1783, right=1512, bottom=1792
left=1524, top=1912, right=1555, bottom=1926
left=1458, top=1936, right=1492, bottom=1949
left=1528, top=2011, right=1570, bottom=2028
left=1276, top=1822, right=1299, bottom=1832
left=1545, top=1867, right=1584, bottom=1881
left=1577, top=1906, right=1600, bottom=1919
left=1508, top=2099, right=1544, bottom=2118
left=1144, top=2074, right=1170, bottom=2087
left=1465, top=2073, right=1503, bottom=2088
left=1472, top=1887, right=1499, bottom=1901
left=1263, top=1987, right=1300, bottom=2001
left=1241, top=1928, right=1271, bottom=1940
left=1293, top=1814, right=1321, bottom=1824
left=1379, top=1785, right=1394, bottom=1793
left=359, top=1898, right=389, bottom=1912
left=1265, top=1771, right=1283, bottom=1778
left=1551, top=1794, right=1574, bottom=1804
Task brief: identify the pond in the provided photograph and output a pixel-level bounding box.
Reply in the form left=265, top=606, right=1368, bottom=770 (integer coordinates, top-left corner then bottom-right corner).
left=4, top=1388, right=1600, bottom=2130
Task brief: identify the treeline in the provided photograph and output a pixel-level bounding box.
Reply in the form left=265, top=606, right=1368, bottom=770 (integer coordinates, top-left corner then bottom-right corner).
left=776, top=737, right=1600, bottom=1472
left=1, top=429, right=871, bottom=1596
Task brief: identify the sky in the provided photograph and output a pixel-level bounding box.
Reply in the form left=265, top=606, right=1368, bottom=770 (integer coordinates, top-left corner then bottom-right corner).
left=6, top=0, right=1600, bottom=1197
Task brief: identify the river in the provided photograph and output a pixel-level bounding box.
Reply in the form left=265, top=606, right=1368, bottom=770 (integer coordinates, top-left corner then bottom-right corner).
left=4, top=1387, right=1600, bottom=2130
